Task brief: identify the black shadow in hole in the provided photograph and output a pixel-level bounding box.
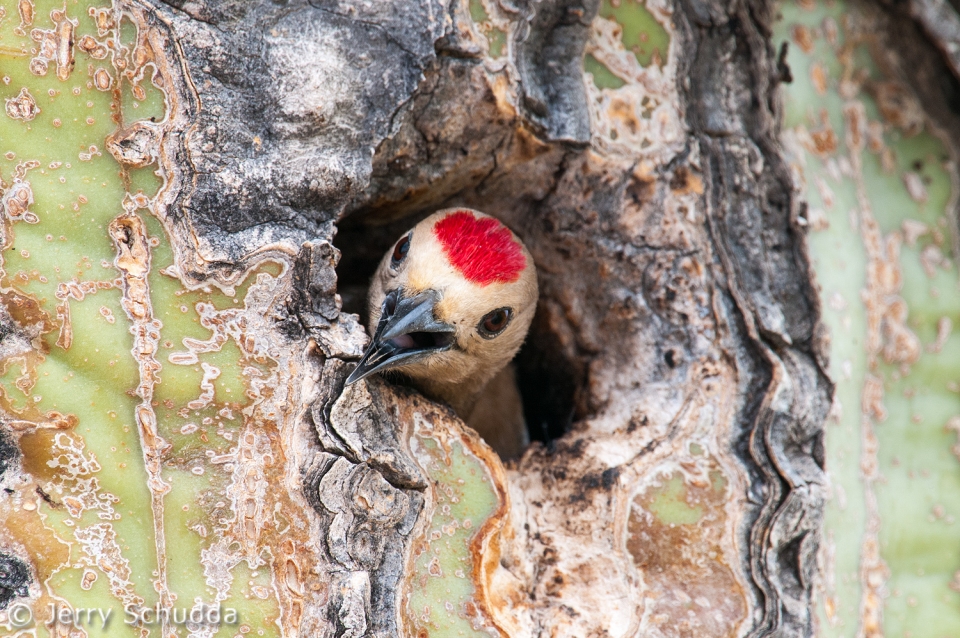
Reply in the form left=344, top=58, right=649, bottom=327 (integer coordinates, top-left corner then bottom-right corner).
left=333, top=212, right=433, bottom=326
left=514, top=310, right=580, bottom=445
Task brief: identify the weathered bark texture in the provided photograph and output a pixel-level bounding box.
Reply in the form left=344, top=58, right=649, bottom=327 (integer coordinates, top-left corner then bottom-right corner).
left=2, top=0, right=958, bottom=635
left=676, top=0, right=834, bottom=632
left=157, top=0, right=834, bottom=633
left=365, top=2, right=823, bottom=632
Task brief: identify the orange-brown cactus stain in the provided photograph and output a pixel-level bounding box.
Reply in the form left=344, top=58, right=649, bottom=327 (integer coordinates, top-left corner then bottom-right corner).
left=627, top=462, right=748, bottom=637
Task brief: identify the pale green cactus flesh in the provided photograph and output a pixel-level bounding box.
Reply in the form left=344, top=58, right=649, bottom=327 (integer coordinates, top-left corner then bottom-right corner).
left=584, top=54, right=626, bottom=91
left=0, top=3, right=517, bottom=637
left=582, top=0, right=680, bottom=155
left=0, top=1, right=291, bottom=635
left=404, top=423, right=502, bottom=637
left=14, top=1, right=959, bottom=637
left=468, top=0, right=507, bottom=59
left=776, top=0, right=960, bottom=634
left=597, top=0, right=669, bottom=68
left=0, top=3, right=529, bottom=637
left=585, top=0, right=670, bottom=92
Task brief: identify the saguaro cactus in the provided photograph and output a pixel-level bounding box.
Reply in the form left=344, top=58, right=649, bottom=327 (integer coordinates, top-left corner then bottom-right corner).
left=0, top=0, right=958, bottom=636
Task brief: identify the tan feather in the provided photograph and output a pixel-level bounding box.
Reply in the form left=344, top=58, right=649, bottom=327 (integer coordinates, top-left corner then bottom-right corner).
left=364, top=208, right=538, bottom=456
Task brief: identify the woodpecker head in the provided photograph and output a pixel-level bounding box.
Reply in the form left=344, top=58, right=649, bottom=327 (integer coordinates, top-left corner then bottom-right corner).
left=346, top=208, right=538, bottom=415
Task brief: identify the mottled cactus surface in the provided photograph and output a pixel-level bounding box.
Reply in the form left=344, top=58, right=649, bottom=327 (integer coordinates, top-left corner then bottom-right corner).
left=777, top=0, right=960, bottom=634
left=0, top=1, right=296, bottom=635
left=1, top=0, right=958, bottom=636
left=0, top=4, right=515, bottom=635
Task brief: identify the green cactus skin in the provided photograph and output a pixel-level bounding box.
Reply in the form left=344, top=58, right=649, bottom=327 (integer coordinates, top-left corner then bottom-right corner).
left=776, top=0, right=960, bottom=634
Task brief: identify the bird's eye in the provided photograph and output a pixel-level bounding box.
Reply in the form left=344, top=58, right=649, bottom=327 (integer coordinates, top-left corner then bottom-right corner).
left=391, top=233, right=411, bottom=267
left=478, top=307, right=512, bottom=338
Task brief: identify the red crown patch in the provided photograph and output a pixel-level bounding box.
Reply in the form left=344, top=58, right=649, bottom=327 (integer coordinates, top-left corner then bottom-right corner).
left=433, top=211, right=526, bottom=286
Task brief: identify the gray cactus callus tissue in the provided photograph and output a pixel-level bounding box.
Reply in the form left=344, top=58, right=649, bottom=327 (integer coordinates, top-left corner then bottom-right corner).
left=7, top=0, right=960, bottom=634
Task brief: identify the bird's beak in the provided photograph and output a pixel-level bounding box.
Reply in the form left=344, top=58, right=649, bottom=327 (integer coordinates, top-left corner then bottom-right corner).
left=345, top=289, right=456, bottom=386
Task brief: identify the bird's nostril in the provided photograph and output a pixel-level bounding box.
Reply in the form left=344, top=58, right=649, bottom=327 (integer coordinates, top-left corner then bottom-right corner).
left=384, top=291, right=398, bottom=315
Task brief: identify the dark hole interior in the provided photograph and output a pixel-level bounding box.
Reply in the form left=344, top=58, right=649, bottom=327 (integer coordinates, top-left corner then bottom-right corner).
left=334, top=211, right=579, bottom=449
left=334, top=212, right=434, bottom=324
left=513, top=321, right=578, bottom=444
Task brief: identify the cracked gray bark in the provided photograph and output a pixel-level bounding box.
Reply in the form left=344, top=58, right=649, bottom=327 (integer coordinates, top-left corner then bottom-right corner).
left=3, top=0, right=959, bottom=635
left=164, top=0, right=832, bottom=631
left=677, top=0, right=832, bottom=631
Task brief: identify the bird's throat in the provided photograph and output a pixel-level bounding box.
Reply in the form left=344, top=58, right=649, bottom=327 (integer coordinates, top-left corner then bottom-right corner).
left=407, top=375, right=485, bottom=421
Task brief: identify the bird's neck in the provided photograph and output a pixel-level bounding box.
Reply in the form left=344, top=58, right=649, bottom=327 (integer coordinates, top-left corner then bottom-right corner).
left=408, top=376, right=485, bottom=420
